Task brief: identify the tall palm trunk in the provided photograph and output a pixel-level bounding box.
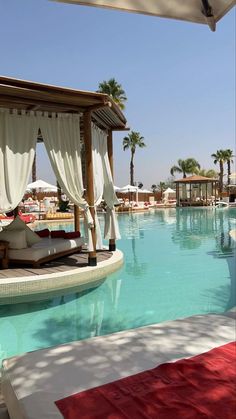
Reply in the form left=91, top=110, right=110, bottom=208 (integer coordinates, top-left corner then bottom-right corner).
left=227, top=160, right=231, bottom=185
left=57, top=181, right=62, bottom=204
left=219, top=160, right=224, bottom=194
left=130, top=152, right=134, bottom=185
left=32, top=153, right=36, bottom=199
left=32, top=154, right=36, bottom=182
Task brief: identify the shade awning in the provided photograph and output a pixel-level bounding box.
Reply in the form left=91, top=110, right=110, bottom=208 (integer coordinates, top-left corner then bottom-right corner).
left=26, top=179, right=58, bottom=191
left=163, top=188, right=175, bottom=194
left=138, top=189, right=151, bottom=193
left=119, top=184, right=138, bottom=193
left=53, top=0, right=236, bottom=31
left=0, top=76, right=128, bottom=132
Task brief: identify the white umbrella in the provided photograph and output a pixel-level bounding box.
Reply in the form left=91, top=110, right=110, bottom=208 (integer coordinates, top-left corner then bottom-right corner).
left=114, top=185, right=121, bottom=192
left=119, top=184, right=138, bottom=202
left=26, top=179, right=58, bottom=192
left=163, top=188, right=175, bottom=194
left=138, top=189, right=151, bottom=193
left=53, top=1, right=235, bottom=31
left=163, top=187, right=176, bottom=203
left=119, top=184, right=138, bottom=193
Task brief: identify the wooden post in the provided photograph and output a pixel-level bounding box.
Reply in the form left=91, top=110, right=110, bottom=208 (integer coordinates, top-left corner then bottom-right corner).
left=107, top=129, right=116, bottom=251
left=190, top=183, right=192, bottom=206
left=84, top=111, right=97, bottom=266
left=74, top=205, right=80, bottom=232
left=206, top=182, right=208, bottom=206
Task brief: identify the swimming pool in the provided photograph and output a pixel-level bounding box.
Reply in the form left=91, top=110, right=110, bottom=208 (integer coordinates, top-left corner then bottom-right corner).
left=0, top=208, right=235, bottom=363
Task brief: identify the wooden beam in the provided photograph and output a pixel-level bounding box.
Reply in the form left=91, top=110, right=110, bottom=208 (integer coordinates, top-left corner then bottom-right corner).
left=111, top=127, right=130, bottom=131
left=84, top=111, right=97, bottom=266
left=0, top=95, right=84, bottom=112
left=87, top=102, right=111, bottom=112
left=107, top=129, right=116, bottom=251
left=74, top=205, right=80, bottom=232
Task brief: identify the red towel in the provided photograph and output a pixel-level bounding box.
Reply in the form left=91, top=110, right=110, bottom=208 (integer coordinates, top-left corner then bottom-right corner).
left=64, top=231, right=81, bottom=239
left=51, top=230, right=65, bottom=238
left=55, top=341, right=236, bottom=419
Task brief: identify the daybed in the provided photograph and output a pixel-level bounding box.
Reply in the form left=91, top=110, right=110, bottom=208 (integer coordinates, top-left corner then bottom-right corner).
left=7, top=236, right=84, bottom=268
left=0, top=216, right=84, bottom=268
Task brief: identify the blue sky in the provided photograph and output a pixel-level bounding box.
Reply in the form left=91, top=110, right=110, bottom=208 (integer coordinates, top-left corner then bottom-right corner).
left=0, top=0, right=235, bottom=188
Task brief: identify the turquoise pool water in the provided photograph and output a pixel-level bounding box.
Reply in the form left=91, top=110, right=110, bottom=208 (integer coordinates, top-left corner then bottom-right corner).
left=0, top=208, right=235, bottom=362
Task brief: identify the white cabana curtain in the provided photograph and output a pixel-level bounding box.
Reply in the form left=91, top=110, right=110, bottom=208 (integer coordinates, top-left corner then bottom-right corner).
left=0, top=108, right=38, bottom=213
left=92, top=124, right=120, bottom=245
left=39, top=112, right=94, bottom=250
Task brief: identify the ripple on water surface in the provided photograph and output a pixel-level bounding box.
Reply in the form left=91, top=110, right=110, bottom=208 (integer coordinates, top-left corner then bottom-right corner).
left=0, top=208, right=235, bottom=362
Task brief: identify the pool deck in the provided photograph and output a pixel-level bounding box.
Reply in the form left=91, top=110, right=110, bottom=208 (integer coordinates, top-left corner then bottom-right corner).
left=0, top=248, right=123, bottom=304
left=1, top=311, right=235, bottom=419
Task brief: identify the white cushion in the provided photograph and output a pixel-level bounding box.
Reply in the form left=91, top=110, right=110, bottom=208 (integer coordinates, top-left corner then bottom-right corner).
left=8, top=237, right=85, bottom=261
left=3, top=215, right=41, bottom=246
left=0, top=229, right=28, bottom=249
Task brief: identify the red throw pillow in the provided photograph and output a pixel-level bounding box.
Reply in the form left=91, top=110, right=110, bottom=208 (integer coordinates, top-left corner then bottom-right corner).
left=64, top=231, right=81, bottom=239
left=51, top=230, right=65, bottom=239
left=36, top=228, right=50, bottom=238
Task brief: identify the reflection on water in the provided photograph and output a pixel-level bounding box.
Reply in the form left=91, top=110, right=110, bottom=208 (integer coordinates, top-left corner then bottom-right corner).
left=0, top=208, right=236, bottom=362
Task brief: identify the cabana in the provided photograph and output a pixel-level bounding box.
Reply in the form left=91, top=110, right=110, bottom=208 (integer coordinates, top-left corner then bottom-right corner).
left=175, top=175, right=218, bottom=207
left=0, top=76, right=128, bottom=266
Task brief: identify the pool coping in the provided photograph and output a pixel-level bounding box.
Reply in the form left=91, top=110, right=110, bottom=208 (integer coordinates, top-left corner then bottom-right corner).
left=0, top=249, right=123, bottom=301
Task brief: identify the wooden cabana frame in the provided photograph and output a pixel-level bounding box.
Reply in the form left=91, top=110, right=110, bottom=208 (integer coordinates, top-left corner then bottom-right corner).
left=0, top=76, right=129, bottom=266
left=174, top=175, right=218, bottom=207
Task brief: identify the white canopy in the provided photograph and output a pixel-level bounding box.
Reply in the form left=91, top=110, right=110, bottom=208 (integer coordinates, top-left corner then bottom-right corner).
left=53, top=0, right=235, bottom=31
left=26, top=179, right=58, bottom=192
left=114, top=185, right=121, bottom=192
left=139, top=189, right=151, bottom=193
left=119, top=184, right=138, bottom=193
left=163, top=187, right=175, bottom=194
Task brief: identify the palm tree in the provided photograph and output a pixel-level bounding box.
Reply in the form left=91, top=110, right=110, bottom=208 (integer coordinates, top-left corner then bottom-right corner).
left=151, top=184, right=157, bottom=193
left=197, top=168, right=218, bottom=178
left=31, top=153, right=37, bottom=199
left=97, top=78, right=127, bottom=110
left=211, top=150, right=228, bottom=193
left=57, top=180, right=62, bottom=204
left=123, top=131, right=146, bottom=186
left=170, top=158, right=200, bottom=178
left=224, top=149, right=234, bottom=185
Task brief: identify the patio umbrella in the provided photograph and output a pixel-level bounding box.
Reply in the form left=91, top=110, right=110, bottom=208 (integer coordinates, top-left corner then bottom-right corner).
left=53, top=1, right=235, bottom=31
left=119, top=184, right=138, bottom=202
left=138, top=189, right=151, bottom=193
left=114, top=185, right=121, bottom=192
left=163, top=187, right=175, bottom=195
left=26, top=179, right=58, bottom=192
left=163, top=187, right=176, bottom=202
